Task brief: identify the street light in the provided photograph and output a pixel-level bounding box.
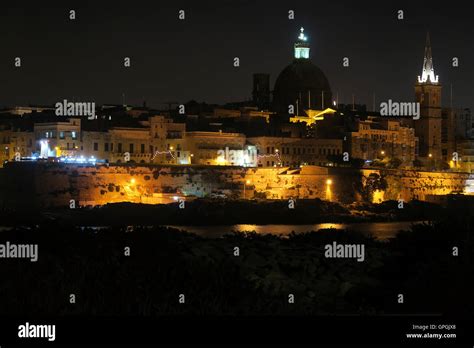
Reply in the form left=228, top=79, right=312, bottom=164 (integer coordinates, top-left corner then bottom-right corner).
left=326, top=178, right=332, bottom=201
left=243, top=179, right=251, bottom=199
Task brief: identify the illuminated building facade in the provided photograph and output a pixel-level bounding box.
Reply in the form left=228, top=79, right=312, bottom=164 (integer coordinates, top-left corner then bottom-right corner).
left=349, top=117, right=417, bottom=164
left=0, top=128, right=34, bottom=164
left=247, top=136, right=343, bottom=167
left=183, top=131, right=248, bottom=166
left=34, top=118, right=81, bottom=157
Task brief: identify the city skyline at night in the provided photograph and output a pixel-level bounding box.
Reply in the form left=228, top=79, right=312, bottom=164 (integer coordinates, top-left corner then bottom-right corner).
left=1, top=2, right=473, bottom=345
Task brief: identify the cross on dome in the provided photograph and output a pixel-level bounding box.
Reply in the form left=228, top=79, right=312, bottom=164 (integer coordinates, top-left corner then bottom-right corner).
left=298, top=27, right=307, bottom=41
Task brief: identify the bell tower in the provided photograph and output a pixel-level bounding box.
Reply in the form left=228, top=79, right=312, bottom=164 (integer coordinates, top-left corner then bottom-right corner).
left=414, top=32, right=442, bottom=161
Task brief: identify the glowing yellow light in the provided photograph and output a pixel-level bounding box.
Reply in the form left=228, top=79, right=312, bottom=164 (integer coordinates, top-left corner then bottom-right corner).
left=130, top=178, right=136, bottom=185
left=326, top=179, right=332, bottom=201
left=216, top=156, right=226, bottom=165
left=380, top=151, right=385, bottom=155
left=246, top=180, right=251, bottom=185
left=169, top=146, right=174, bottom=151
left=429, top=153, right=433, bottom=158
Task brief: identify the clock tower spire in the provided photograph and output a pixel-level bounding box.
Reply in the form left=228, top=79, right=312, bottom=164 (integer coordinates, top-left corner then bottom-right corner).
left=414, top=32, right=442, bottom=163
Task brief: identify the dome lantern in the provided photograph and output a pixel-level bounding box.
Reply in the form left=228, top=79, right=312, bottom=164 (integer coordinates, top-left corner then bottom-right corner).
left=294, top=27, right=310, bottom=59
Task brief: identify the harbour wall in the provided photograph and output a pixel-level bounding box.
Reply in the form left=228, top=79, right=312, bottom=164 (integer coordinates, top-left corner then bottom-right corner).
left=0, top=162, right=470, bottom=209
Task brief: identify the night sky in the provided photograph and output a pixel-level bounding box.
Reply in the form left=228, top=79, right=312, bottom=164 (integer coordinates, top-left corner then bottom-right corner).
left=1, top=0, right=473, bottom=110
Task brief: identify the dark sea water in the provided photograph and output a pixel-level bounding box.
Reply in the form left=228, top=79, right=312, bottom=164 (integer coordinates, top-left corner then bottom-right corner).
left=0, top=221, right=426, bottom=240
left=165, top=221, right=427, bottom=240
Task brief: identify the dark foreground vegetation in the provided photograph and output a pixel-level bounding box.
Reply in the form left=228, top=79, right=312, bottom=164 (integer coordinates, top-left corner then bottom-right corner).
left=0, top=196, right=458, bottom=226
left=0, top=202, right=472, bottom=317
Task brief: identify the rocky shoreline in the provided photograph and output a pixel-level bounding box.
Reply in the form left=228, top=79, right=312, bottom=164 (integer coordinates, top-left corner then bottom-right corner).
left=0, top=195, right=469, bottom=227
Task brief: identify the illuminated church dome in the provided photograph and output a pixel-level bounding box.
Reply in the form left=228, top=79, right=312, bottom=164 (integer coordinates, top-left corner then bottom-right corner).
left=273, top=28, right=332, bottom=116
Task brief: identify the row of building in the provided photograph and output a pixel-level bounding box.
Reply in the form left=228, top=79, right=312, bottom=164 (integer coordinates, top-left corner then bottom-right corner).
left=0, top=106, right=421, bottom=169
left=2, top=101, right=473, bottom=171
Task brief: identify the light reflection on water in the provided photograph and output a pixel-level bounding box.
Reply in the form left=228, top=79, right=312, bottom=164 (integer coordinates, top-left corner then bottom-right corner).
left=166, top=221, right=426, bottom=240
left=0, top=221, right=426, bottom=241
